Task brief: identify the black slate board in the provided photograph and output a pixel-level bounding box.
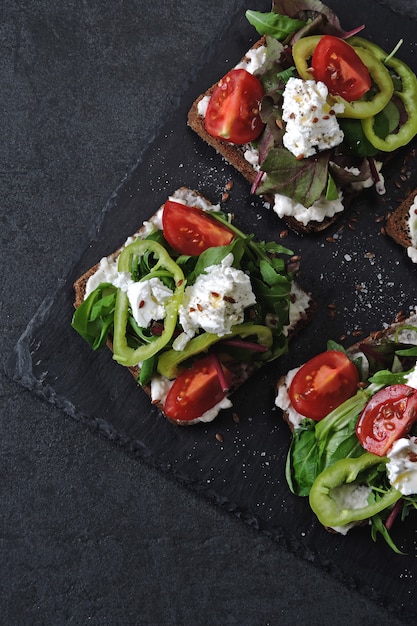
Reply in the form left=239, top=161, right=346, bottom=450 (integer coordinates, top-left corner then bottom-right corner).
left=7, top=0, right=417, bottom=620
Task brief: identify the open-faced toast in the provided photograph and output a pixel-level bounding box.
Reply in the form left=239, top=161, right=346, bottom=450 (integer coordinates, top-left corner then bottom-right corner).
left=275, top=309, right=417, bottom=549
left=72, top=188, right=315, bottom=425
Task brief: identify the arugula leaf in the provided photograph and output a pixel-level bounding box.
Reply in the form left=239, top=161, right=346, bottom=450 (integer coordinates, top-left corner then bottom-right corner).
left=246, top=10, right=305, bottom=39
left=272, top=0, right=354, bottom=38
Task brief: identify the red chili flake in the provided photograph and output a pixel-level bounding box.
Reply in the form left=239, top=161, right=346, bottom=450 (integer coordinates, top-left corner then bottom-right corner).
left=279, top=229, right=288, bottom=239
left=221, top=192, right=230, bottom=202
left=312, top=117, right=319, bottom=123
left=197, top=303, right=203, bottom=312
left=211, top=291, right=220, bottom=298
left=223, top=296, right=236, bottom=304
left=215, top=433, right=224, bottom=443
left=233, top=413, right=240, bottom=424
left=139, top=300, right=145, bottom=309
left=225, top=180, right=234, bottom=191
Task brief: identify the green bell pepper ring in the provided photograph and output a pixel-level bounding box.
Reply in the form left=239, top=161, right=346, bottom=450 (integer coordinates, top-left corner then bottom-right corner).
left=309, top=452, right=402, bottom=528
left=292, top=36, right=394, bottom=119
left=112, top=239, right=185, bottom=367
left=157, top=322, right=273, bottom=379
left=349, top=36, right=417, bottom=151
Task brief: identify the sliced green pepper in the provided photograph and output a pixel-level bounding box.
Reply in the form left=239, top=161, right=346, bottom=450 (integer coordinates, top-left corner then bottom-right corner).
left=112, top=239, right=185, bottom=367
left=309, top=452, right=401, bottom=528
left=292, top=36, right=393, bottom=119
left=157, top=322, right=273, bottom=379
left=349, top=36, right=417, bottom=151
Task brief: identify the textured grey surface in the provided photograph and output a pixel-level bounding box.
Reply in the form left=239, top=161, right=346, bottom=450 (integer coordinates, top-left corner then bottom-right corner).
left=1, top=1, right=414, bottom=624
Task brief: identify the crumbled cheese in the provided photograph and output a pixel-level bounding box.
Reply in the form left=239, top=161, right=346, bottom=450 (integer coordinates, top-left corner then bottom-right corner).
left=272, top=190, right=344, bottom=225
left=328, top=483, right=372, bottom=535
left=169, top=187, right=220, bottom=213
left=286, top=282, right=311, bottom=333
left=234, top=45, right=267, bottom=74
left=85, top=256, right=130, bottom=297
left=127, top=278, right=173, bottom=328
left=387, top=436, right=417, bottom=495
left=274, top=366, right=305, bottom=430
left=407, top=195, right=417, bottom=264
left=405, top=367, right=417, bottom=389
left=282, top=77, right=344, bottom=159
left=177, top=253, right=256, bottom=344
left=197, top=95, right=211, bottom=117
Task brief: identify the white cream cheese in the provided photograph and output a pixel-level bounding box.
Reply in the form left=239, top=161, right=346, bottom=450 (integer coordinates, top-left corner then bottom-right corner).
left=407, top=194, right=417, bottom=263
left=176, top=253, right=256, bottom=346
left=272, top=190, right=344, bottom=226
left=127, top=278, right=173, bottom=328
left=274, top=366, right=306, bottom=430
left=405, top=367, right=417, bottom=389
left=282, top=78, right=344, bottom=159
left=387, top=436, right=417, bottom=495
left=328, top=483, right=372, bottom=535
left=234, top=45, right=267, bottom=74
left=85, top=256, right=129, bottom=297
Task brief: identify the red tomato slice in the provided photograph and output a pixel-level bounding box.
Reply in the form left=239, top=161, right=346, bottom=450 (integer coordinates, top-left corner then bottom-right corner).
left=356, top=384, right=417, bottom=456
left=162, top=200, right=234, bottom=256
left=204, top=68, right=265, bottom=144
left=311, top=35, right=371, bottom=101
left=289, top=350, right=359, bottom=421
left=164, top=355, right=232, bottom=422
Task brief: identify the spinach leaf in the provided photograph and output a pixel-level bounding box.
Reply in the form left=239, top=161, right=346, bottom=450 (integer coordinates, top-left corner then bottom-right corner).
left=286, top=419, right=321, bottom=496
left=71, top=283, right=117, bottom=350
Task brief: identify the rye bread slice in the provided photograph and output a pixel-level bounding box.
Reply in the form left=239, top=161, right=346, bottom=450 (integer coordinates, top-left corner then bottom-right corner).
left=73, top=188, right=315, bottom=424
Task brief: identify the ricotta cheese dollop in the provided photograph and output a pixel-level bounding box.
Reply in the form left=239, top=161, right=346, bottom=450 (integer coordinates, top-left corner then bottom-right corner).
left=282, top=77, right=344, bottom=159
left=127, top=278, right=173, bottom=328
left=387, top=436, right=417, bottom=495
left=176, top=253, right=256, bottom=347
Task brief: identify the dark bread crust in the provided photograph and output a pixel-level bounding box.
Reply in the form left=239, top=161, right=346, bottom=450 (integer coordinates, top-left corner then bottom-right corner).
left=187, top=38, right=353, bottom=235
left=385, top=190, right=415, bottom=250
left=73, top=189, right=315, bottom=424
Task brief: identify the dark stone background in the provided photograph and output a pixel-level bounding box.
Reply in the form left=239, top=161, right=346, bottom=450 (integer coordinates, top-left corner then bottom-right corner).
left=1, top=2, right=415, bottom=624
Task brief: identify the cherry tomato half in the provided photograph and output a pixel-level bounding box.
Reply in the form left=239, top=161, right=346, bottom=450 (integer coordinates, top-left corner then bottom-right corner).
left=162, top=200, right=234, bottom=256
left=289, top=350, right=359, bottom=421
left=164, top=355, right=232, bottom=423
left=356, top=384, right=417, bottom=456
left=311, top=35, right=371, bottom=101
left=204, top=68, right=265, bottom=144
